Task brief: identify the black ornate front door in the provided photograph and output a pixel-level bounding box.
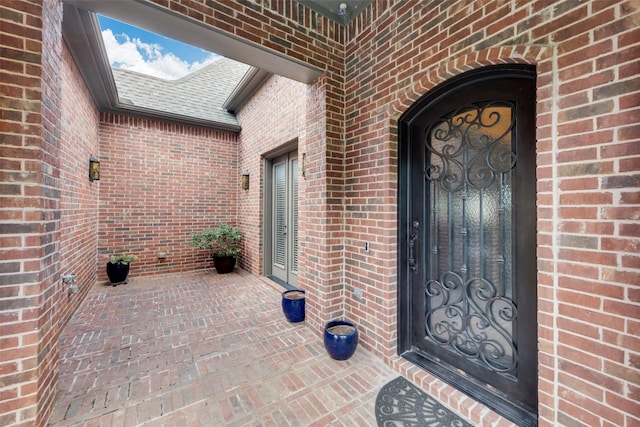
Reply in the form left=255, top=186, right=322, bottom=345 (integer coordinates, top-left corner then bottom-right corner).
left=398, top=65, right=537, bottom=426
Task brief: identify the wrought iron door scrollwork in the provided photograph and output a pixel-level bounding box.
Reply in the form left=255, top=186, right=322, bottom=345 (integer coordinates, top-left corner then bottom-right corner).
left=422, top=101, right=519, bottom=377
left=425, top=102, right=516, bottom=192
left=425, top=273, right=518, bottom=375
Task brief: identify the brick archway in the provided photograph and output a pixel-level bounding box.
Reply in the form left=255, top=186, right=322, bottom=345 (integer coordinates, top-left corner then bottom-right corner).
left=384, top=45, right=555, bottom=426
left=389, top=46, right=552, bottom=123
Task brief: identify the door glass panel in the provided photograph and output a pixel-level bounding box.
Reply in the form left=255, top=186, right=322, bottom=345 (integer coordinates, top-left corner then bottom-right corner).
left=291, top=159, right=298, bottom=273
left=274, top=162, right=286, bottom=268
left=425, top=104, right=517, bottom=375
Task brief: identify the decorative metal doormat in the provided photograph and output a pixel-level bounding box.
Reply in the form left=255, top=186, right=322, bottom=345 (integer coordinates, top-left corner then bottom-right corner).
left=375, top=377, right=473, bottom=427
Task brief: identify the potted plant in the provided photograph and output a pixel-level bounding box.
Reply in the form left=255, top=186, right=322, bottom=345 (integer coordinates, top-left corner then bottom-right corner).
left=106, top=253, right=138, bottom=285
left=190, top=223, right=242, bottom=274
left=323, top=319, right=359, bottom=360
left=282, top=289, right=305, bottom=322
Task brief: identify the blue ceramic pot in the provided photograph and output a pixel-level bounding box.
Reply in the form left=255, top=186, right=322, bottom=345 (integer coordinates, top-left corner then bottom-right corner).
left=323, top=319, right=358, bottom=360
left=282, top=290, right=305, bottom=322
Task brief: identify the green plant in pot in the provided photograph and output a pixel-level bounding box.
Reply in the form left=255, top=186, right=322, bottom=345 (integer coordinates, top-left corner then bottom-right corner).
left=106, top=254, right=138, bottom=285
left=190, top=223, right=242, bottom=274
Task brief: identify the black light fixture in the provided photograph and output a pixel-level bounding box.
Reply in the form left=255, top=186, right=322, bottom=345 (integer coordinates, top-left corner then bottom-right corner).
left=302, top=153, right=306, bottom=178
left=241, top=171, right=250, bottom=190
left=89, top=156, right=100, bottom=181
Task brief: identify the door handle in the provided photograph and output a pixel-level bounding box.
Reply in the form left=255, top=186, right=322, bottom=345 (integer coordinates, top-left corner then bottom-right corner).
left=408, top=221, right=419, bottom=271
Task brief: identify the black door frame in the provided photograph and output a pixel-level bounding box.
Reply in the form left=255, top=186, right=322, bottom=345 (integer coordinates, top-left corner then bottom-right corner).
left=397, top=64, right=538, bottom=427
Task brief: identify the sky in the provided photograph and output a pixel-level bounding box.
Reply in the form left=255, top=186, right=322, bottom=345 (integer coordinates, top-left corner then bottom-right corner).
left=98, top=15, right=220, bottom=80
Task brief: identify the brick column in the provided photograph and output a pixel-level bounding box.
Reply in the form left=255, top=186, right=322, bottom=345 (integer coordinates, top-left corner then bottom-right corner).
left=0, top=0, right=63, bottom=425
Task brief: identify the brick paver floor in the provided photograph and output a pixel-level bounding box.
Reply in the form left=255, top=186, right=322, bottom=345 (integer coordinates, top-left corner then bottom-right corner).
left=49, top=269, right=399, bottom=426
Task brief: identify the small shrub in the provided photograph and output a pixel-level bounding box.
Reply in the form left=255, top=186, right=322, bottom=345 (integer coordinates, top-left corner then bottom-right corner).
left=190, top=223, right=242, bottom=257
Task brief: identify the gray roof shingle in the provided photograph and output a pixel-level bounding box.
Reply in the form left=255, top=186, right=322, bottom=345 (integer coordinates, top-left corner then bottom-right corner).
left=112, top=57, right=251, bottom=127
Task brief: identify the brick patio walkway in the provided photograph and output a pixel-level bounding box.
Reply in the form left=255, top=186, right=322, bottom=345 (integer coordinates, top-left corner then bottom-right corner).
left=49, top=269, right=399, bottom=426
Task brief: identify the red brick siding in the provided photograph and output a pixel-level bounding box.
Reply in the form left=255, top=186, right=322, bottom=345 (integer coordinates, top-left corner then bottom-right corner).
left=59, top=42, right=100, bottom=335
left=97, top=115, right=238, bottom=280
left=0, top=1, right=45, bottom=422
left=152, top=0, right=344, bottom=47
left=29, top=39, right=101, bottom=427
left=236, top=74, right=307, bottom=276
left=35, top=1, right=64, bottom=424
left=342, top=1, right=639, bottom=426
left=0, top=0, right=65, bottom=424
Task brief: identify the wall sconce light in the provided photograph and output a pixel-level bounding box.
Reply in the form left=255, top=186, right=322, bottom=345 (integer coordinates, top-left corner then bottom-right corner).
left=241, top=171, right=250, bottom=190
left=302, top=153, right=306, bottom=178
left=89, top=156, right=100, bottom=181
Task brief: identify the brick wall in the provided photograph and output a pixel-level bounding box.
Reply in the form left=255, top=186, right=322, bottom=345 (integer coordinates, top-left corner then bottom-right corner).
left=236, top=74, right=307, bottom=275
left=97, top=115, right=238, bottom=280
left=35, top=1, right=64, bottom=422
left=341, top=1, right=639, bottom=426
left=59, top=41, right=100, bottom=334
left=0, top=0, right=64, bottom=425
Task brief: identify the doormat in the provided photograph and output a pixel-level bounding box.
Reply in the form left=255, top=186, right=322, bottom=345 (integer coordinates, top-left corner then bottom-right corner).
left=375, top=377, right=473, bottom=427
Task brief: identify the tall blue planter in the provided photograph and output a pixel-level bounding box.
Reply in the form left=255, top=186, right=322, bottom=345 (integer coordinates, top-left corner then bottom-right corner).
left=281, top=290, right=305, bottom=322
left=323, top=319, right=358, bottom=360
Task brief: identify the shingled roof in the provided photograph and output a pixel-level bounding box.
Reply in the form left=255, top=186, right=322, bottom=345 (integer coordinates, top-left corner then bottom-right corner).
left=112, top=58, right=251, bottom=128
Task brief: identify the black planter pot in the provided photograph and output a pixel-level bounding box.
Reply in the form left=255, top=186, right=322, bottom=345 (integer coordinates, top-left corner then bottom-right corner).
left=281, top=290, right=305, bottom=322
left=106, top=262, right=130, bottom=285
left=213, top=255, right=236, bottom=274
left=323, top=319, right=358, bottom=360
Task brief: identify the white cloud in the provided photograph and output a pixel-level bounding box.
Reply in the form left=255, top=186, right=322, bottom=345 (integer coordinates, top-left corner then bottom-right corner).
left=101, top=29, right=219, bottom=80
